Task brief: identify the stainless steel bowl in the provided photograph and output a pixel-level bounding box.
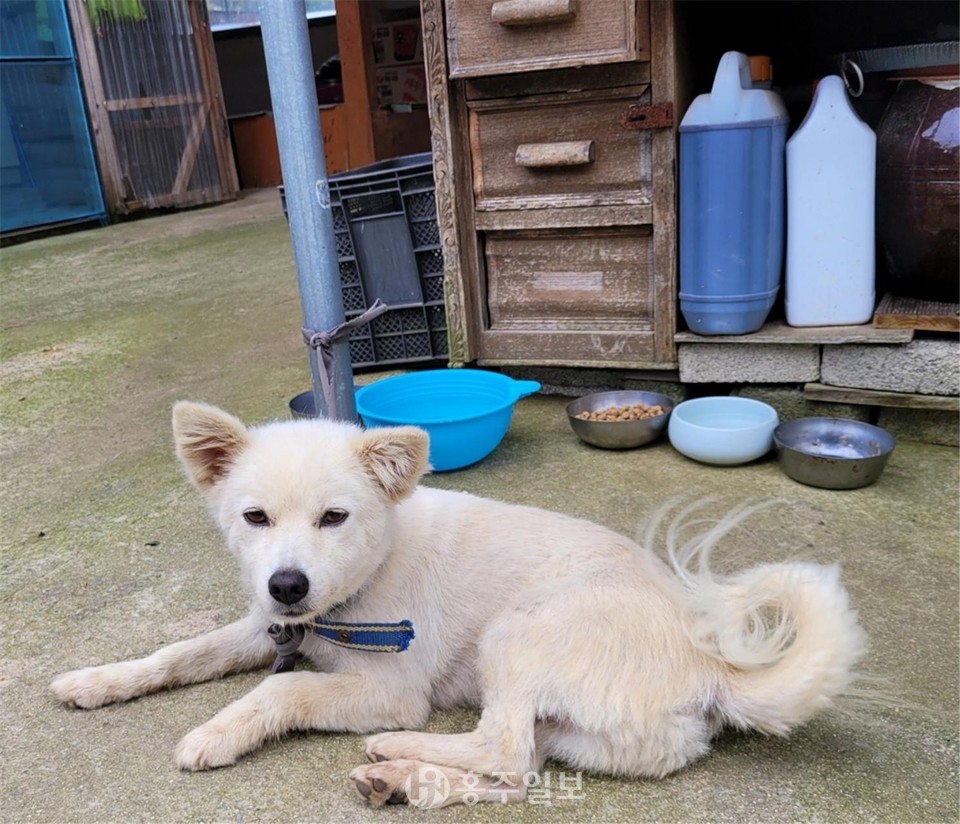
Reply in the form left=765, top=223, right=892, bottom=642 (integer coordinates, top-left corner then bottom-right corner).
left=773, top=417, right=896, bottom=489
left=566, top=390, right=674, bottom=450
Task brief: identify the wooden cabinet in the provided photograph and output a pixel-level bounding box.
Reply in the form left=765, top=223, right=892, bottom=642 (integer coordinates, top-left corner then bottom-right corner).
left=421, top=0, right=681, bottom=367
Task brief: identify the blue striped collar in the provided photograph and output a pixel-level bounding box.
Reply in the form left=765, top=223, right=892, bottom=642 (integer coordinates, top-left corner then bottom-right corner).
left=267, top=618, right=415, bottom=673
left=312, top=619, right=415, bottom=652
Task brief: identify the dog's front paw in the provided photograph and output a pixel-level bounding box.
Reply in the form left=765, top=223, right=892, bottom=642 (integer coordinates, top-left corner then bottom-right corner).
left=365, top=730, right=431, bottom=763
left=175, top=723, right=242, bottom=771
left=50, top=666, right=132, bottom=709
left=350, top=761, right=419, bottom=807
left=351, top=760, right=461, bottom=809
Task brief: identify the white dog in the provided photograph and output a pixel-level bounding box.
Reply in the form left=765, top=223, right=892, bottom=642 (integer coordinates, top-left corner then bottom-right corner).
left=51, top=401, right=866, bottom=808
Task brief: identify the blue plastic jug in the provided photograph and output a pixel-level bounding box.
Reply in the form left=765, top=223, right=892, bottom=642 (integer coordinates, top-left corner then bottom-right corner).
left=679, top=52, right=789, bottom=335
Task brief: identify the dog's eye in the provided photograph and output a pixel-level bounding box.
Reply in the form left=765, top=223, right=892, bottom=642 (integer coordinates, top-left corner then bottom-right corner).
left=243, top=509, right=270, bottom=527
left=319, top=509, right=348, bottom=527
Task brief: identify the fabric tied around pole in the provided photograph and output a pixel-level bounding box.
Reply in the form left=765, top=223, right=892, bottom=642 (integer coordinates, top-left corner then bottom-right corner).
left=301, top=298, right=389, bottom=420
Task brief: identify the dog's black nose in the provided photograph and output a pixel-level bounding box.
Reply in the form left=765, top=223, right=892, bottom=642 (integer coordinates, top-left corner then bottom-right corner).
left=268, top=569, right=310, bottom=605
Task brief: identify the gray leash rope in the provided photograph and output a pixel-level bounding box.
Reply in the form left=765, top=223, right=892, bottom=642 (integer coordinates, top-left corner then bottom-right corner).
left=301, top=299, right=389, bottom=419
left=267, top=623, right=305, bottom=674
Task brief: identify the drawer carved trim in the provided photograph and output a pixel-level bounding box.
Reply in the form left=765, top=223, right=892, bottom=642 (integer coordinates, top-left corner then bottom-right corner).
left=422, top=0, right=470, bottom=364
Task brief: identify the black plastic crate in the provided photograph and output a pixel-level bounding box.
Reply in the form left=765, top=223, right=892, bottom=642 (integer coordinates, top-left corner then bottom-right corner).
left=280, top=152, right=447, bottom=369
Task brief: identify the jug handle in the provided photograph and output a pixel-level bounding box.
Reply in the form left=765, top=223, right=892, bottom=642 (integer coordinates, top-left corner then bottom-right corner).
left=710, top=51, right=753, bottom=117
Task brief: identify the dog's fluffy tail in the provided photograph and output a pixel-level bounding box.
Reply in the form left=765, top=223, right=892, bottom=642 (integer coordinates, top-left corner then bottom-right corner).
left=653, top=499, right=868, bottom=737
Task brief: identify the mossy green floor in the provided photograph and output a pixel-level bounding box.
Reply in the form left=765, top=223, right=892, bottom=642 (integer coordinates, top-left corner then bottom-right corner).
left=2, top=191, right=957, bottom=823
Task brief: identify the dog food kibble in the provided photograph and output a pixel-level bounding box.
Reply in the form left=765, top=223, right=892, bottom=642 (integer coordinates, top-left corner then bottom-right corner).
left=576, top=402, right=664, bottom=422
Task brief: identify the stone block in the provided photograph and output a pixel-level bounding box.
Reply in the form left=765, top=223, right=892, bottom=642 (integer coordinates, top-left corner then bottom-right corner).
left=821, top=339, right=960, bottom=396
left=678, top=344, right=821, bottom=383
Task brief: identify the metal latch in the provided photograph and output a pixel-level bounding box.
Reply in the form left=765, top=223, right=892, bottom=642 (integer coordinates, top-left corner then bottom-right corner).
left=620, top=102, right=674, bottom=131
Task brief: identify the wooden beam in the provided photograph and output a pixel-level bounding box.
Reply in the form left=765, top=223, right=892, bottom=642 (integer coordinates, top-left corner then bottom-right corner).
left=188, top=0, right=240, bottom=196
left=103, top=94, right=204, bottom=112
left=649, top=0, right=677, bottom=365
left=172, top=103, right=210, bottom=195
left=475, top=204, right=653, bottom=231
left=65, top=0, right=127, bottom=213
left=675, top=319, right=914, bottom=345
left=804, top=382, right=960, bottom=412
left=123, top=185, right=231, bottom=211
left=335, top=0, right=376, bottom=168
left=421, top=0, right=478, bottom=364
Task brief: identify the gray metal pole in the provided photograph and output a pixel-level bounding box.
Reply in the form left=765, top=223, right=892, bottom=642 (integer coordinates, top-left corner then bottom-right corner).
left=258, top=0, right=355, bottom=421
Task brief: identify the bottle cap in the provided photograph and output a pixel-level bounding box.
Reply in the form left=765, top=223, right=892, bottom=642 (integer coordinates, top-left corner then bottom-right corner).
left=749, top=55, right=773, bottom=83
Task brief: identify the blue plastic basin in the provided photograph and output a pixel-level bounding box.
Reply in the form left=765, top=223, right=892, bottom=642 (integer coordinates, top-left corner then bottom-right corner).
left=355, top=370, right=540, bottom=471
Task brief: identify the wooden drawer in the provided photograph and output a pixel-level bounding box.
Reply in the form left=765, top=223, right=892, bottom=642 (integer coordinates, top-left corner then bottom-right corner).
left=481, top=226, right=660, bottom=363
left=469, top=86, right=653, bottom=211
left=446, top=0, right=649, bottom=78
left=486, top=226, right=653, bottom=327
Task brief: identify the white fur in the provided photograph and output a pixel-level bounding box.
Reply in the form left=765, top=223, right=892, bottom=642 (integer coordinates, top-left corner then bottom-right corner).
left=50, top=402, right=867, bottom=808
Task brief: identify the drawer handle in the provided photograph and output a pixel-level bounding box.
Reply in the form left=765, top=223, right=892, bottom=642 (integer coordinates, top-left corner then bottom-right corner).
left=491, top=0, right=576, bottom=27
left=515, top=141, right=595, bottom=168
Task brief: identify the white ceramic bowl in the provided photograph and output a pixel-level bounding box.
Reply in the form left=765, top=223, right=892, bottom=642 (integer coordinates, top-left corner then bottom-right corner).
left=668, top=396, right=779, bottom=465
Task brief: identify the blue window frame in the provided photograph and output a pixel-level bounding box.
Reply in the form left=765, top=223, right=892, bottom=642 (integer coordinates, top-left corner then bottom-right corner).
left=1, top=0, right=107, bottom=233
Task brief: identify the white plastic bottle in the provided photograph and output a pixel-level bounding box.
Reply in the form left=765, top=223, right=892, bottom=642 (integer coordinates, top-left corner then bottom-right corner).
left=785, top=75, right=876, bottom=326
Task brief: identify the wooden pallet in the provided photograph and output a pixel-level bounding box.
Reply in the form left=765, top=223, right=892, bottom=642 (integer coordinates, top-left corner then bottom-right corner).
left=873, top=292, right=960, bottom=333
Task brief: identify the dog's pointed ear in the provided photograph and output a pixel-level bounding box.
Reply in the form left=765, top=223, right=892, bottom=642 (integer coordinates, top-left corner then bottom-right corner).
left=357, top=426, right=430, bottom=502
left=172, top=401, right=249, bottom=492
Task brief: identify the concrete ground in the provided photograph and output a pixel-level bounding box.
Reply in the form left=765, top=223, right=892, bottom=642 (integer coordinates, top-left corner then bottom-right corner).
left=1, top=190, right=957, bottom=823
